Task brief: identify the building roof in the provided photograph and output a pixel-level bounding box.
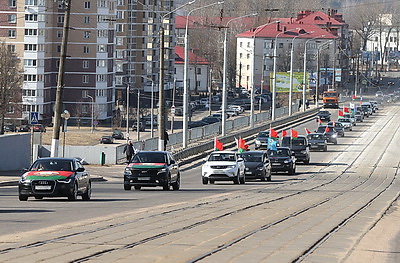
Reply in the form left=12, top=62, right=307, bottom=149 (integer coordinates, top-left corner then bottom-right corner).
left=174, top=46, right=209, bottom=65
left=296, top=10, right=346, bottom=26
left=236, top=21, right=337, bottom=39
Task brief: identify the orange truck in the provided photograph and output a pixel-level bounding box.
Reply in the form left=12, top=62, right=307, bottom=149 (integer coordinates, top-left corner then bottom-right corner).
left=323, top=90, right=339, bottom=108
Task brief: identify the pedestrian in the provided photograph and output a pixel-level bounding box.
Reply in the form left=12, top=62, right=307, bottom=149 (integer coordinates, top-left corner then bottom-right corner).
left=313, top=94, right=316, bottom=103
left=305, top=100, right=309, bottom=109
left=123, top=140, right=135, bottom=162
left=164, top=131, right=169, bottom=151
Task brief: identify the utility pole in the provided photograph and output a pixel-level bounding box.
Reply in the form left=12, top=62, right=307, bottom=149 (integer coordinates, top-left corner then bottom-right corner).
left=158, top=26, right=165, bottom=151
left=51, top=0, right=71, bottom=157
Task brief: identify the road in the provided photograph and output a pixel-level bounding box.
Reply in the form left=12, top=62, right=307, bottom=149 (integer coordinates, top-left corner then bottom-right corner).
left=0, top=103, right=399, bottom=262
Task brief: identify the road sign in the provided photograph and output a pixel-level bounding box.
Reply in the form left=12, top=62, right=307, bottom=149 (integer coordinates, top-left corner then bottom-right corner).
left=30, top=112, right=39, bottom=125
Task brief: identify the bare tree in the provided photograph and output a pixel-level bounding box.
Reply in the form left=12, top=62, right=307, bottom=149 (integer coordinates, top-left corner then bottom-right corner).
left=0, top=42, right=23, bottom=135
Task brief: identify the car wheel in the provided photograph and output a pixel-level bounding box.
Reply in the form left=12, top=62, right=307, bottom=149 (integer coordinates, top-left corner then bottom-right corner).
left=134, top=185, right=141, bottom=190
left=82, top=182, right=92, bottom=201
left=267, top=174, right=272, bottom=182
left=334, top=140, right=338, bottom=145
left=172, top=175, right=180, bottom=191
left=68, top=183, right=78, bottom=201
left=261, top=172, right=266, bottom=182
left=323, top=146, right=327, bottom=152
left=209, top=180, right=215, bottom=184
left=303, top=158, right=310, bottom=164
left=34, top=196, right=43, bottom=200
left=163, top=175, right=171, bottom=191
left=234, top=172, right=240, bottom=184
left=202, top=177, right=208, bottom=185
left=19, top=195, right=28, bottom=201
left=239, top=175, right=245, bottom=184
left=124, top=182, right=132, bottom=191
left=350, top=128, right=353, bottom=131
left=289, top=167, right=296, bottom=175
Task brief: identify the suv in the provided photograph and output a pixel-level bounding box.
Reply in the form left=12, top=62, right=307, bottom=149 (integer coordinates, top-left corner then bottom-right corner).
left=124, top=151, right=180, bottom=191
left=307, top=133, right=328, bottom=152
left=202, top=151, right=245, bottom=184
left=112, top=130, right=124, bottom=139
left=255, top=131, right=277, bottom=150
left=267, top=147, right=296, bottom=175
left=316, top=110, right=331, bottom=122
left=281, top=136, right=310, bottom=164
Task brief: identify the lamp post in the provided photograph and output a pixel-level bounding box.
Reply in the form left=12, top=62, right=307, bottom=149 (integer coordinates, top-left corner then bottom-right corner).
left=316, top=40, right=335, bottom=107
left=183, top=1, right=224, bottom=147
left=289, top=31, right=311, bottom=116
left=136, top=89, right=140, bottom=141
left=272, top=27, right=299, bottom=120
left=145, top=77, right=155, bottom=138
left=222, top=13, right=257, bottom=136
left=303, top=35, right=325, bottom=111
left=125, top=84, right=130, bottom=137
left=87, top=94, right=94, bottom=133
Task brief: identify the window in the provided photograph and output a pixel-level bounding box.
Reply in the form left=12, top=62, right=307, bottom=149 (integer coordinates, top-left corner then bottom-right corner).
left=246, top=53, right=250, bottom=59
left=24, top=75, right=38, bottom=82
left=196, top=68, right=201, bottom=74
left=97, top=75, right=106, bottom=82
left=25, top=0, right=37, bottom=5
left=239, top=53, right=242, bottom=59
left=9, top=0, right=16, bottom=8
left=8, top=45, right=16, bottom=52
left=8, top=14, right=16, bottom=23
left=24, top=59, right=37, bottom=67
left=82, top=75, right=89, bottom=84
left=116, top=37, right=123, bottom=46
left=82, top=90, right=89, bottom=98
left=83, top=31, right=90, bottom=39
left=98, top=0, right=107, bottom=8
left=116, top=62, right=123, bottom=72
left=247, top=42, right=250, bottom=48
left=57, top=15, right=64, bottom=24
left=6, top=106, right=14, bottom=114
left=57, top=45, right=61, bottom=52
left=116, top=11, right=124, bottom=19
left=25, top=29, right=37, bottom=36
left=25, top=14, right=38, bottom=21
left=246, top=65, right=250, bottom=70
left=116, top=24, right=123, bottom=32
left=98, top=30, right=108, bottom=38
left=84, top=1, right=90, bottom=9
left=375, top=37, right=378, bottom=41
left=96, top=89, right=105, bottom=97
left=57, top=31, right=62, bottom=38
left=117, top=0, right=124, bottom=6
left=196, top=80, right=201, bottom=87
left=279, top=43, right=283, bottom=48
left=84, top=16, right=90, bottom=24
left=116, top=50, right=125, bottom=58
left=83, top=60, right=89, bottom=69
left=83, top=46, right=89, bottom=53
left=82, top=105, right=89, bottom=114
left=116, top=76, right=123, bottom=85
left=98, top=44, right=106, bottom=52
left=240, top=42, right=243, bottom=47
left=97, top=60, right=106, bottom=67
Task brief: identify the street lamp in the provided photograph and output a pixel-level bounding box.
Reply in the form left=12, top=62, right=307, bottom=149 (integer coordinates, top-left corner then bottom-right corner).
left=271, top=27, right=299, bottom=120
left=87, top=94, right=94, bottom=133
left=145, top=76, right=155, bottom=138
left=125, top=84, right=130, bottom=137
left=288, top=31, right=312, bottom=116
left=316, top=40, right=335, bottom=107
left=222, top=13, right=257, bottom=136
left=183, top=1, right=224, bottom=148
left=303, top=35, right=325, bottom=111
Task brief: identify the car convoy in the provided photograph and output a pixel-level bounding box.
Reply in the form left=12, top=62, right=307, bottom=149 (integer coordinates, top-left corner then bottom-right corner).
left=17, top=97, right=382, bottom=200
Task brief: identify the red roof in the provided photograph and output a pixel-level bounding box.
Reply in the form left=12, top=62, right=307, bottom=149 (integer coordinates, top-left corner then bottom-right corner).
left=296, top=11, right=345, bottom=26
left=236, top=21, right=337, bottom=39
left=175, top=46, right=209, bottom=65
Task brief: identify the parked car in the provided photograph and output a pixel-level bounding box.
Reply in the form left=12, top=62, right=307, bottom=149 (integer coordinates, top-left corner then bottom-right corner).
left=188, top=120, right=208, bottom=129
left=307, top=133, right=328, bottom=152
left=32, top=124, right=46, bottom=132
left=174, top=107, right=183, bottom=116
left=142, top=115, right=157, bottom=127
left=239, top=151, right=271, bottom=181
left=18, top=125, right=31, bottom=132
left=267, top=147, right=296, bottom=175
left=4, top=124, right=16, bottom=132
left=281, top=136, right=310, bottom=164
left=100, top=135, right=114, bottom=144
left=316, top=110, right=331, bottom=122
left=316, top=125, right=338, bottom=144
left=18, top=157, right=91, bottom=201
left=228, top=105, right=244, bottom=114
left=112, top=130, right=124, bottom=139
left=123, top=151, right=180, bottom=191
left=201, top=116, right=221, bottom=124
left=132, top=121, right=145, bottom=132
left=202, top=151, right=245, bottom=184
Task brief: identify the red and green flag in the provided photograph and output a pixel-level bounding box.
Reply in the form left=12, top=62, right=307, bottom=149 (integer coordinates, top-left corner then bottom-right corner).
left=214, top=137, right=223, bottom=151
left=236, top=137, right=249, bottom=153
left=282, top=130, right=288, bottom=137
left=270, top=128, right=278, bottom=139
left=324, top=126, right=330, bottom=134
left=317, top=117, right=323, bottom=125
left=338, top=110, right=344, bottom=118
left=343, top=106, right=350, bottom=113
left=291, top=129, right=298, bottom=139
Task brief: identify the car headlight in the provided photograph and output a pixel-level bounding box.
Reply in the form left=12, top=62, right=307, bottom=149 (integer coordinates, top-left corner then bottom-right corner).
left=19, top=177, right=31, bottom=183
left=332, top=134, right=337, bottom=138
left=226, top=165, right=236, bottom=169
left=57, top=177, right=72, bottom=184
left=158, top=168, right=167, bottom=174
left=124, top=167, right=131, bottom=172
left=284, top=160, right=291, bottom=164
left=301, top=150, right=307, bottom=154
left=255, top=139, right=260, bottom=145
left=256, top=166, right=264, bottom=170
left=245, top=167, right=249, bottom=171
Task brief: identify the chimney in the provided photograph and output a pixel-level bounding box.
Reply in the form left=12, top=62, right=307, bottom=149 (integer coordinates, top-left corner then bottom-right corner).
left=277, top=22, right=281, bottom=32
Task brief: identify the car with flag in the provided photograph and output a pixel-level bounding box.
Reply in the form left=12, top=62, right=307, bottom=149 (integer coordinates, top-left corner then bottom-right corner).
left=239, top=151, right=271, bottom=181
left=281, top=134, right=310, bottom=164
left=201, top=151, right=245, bottom=184
left=327, top=121, right=345, bottom=137
left=267, top=147, right=296, bottom=175
left=18, top=157, right=91, bottom=201
left=123, top=151, right=180, bottom=191
left=336, top=118, right=353, bottom=131
left=307, top=133, right=328, bottom=151
left=254, top=129, right=279, bottom=150
left=316, top=110, right=331, bottom=122
left=315, top=125, right=338, bottom=144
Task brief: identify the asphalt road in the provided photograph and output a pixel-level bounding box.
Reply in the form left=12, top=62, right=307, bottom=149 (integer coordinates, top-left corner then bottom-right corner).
left=1, top=103, right=399, bottom=262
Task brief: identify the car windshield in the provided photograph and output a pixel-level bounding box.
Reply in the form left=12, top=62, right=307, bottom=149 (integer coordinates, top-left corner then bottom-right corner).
left=281, top=137, right=306, bottom=147
left=318, top=111, right=329, bottom=115
left=340, top=118, right=351, bottom=122
left=267, top=149, right=290, bottom=157
left=258, top=131, right=269, bottom=137
left=132, top=152, right=167, bottom=163
left=31, top=160, right=73, bottom=171
left=240, top=152, right=263, bottom=162
left=208, top=153, right=236, bottom=162
left=307, top=134, right=324, bottom=140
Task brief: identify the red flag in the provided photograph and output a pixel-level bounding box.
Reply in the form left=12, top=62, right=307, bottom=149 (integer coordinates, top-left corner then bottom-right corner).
left=291, top=129, right=298, bottom=139
left=338, top=110, right=344, bottom=118
left=305, top=128, right=311, bottom=134
left=352, top=95, right=356, bottom=100
left=282, top=130, right=287, bottom=137
left=324, top=126, right=330, bottom=133
left=343, top=106, right=350, bottom=113
left=318, top=117, right=323, bottom=125
left=270, top=128, right=278, bottom=139
left=237, top=138, right=249, bottom=152
left=214, top=137, right=223, bottom=151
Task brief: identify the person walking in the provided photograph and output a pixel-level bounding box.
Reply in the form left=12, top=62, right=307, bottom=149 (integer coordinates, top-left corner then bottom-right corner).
left=123, top=140, right=135, bottom=162
left=164, top=131, right=169, bottom=151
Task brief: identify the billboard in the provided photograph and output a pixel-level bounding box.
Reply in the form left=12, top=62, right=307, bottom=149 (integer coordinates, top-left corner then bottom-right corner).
left=269, top=72, right=310, bottom=93
left=319, top=67, right=342, bottom=83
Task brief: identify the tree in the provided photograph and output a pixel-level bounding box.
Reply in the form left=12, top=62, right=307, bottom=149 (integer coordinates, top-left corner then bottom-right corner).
left=0, top=42, right=23, bottom=135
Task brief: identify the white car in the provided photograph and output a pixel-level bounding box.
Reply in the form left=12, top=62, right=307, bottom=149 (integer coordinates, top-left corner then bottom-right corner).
left=228, top=105, right=244, bottom=113
left=202, top=151, right=245, bottom=184
left=337, top=118, right=353, bottom=131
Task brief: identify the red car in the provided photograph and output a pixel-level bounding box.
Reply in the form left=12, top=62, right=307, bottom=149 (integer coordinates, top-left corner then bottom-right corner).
left=32, top=124, right=46, bottom=132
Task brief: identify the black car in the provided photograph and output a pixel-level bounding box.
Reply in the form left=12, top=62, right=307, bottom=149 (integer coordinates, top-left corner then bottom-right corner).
left=123, top=151, right=180, bottom=191
left=18, top=125, right=31, bottom=132
left=240, top=151, right=271, bottom=181
left=188, top=120, right=208, bottom=129
left=18, top=158, right=91, bottom=201
left=316, top=125, right=338, bottom=144
left=201, top=116, right=221, bottom=124
left=100, top=135, right=114, bottom=144
left=307, top=133, right=328, bottom=151
left=4, top=124, right=16, bottom=132
left=112, top=130, right=124, bottom=139
left=132, top=121, right=145, bottom=131
left=327, top=121, right=345, bottom=137
left=281, top=136, right=310, bottom=164
left=267, top=147, right=296, bottom=175
left=316, top=110, right=331, bottom=122
left=254, top=131, right=279, bottom=150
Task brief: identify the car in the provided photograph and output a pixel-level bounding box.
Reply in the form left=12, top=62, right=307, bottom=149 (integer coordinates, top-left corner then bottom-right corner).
left=239, top=151, right=271, bottom=181
left=123, top=151, right=180, bottom=191
left=174, top=107, right=183, bottom=116
left=337, top=118, right=353, bottom=131
left=211, top=112, right=230, bottom=119
left=316, top=110, right=331, bottom=122
left=100, top=135, right=114, bottom=144
left=359, top=106, right=370, bottom=117
left=254, top=131, right=270, bottom=150
left=4, top=124, right=16, bottom=132
left=188, top=120, right=208, bottom=129
left=343, top=113, right=356, bottom=126
left=201, top=116, right=221, bottom=124
left=361, top=103, right=374, bottom=114
left=316, top=125, right=338, bottom=144
left=132, top=121, right=145, bottom=131
left=226, top=108, right=238, bottom=117
left=267, top=147, right=296, bottom=175
left=112, top=130, right=124, bottom=139
left=201, top=151, right=245, bottom=184
left=18, top=157, right=91, bottom=201
left=376, top=91, right=384, bottom=97
left=327, top=121, right=345, bottom=137
left=142, top=115, right=157, bottom=127
left=281, top=136, right=311, bottom=164
left=18, top=125, right=31, bottom=132
left=369, top=100, right=379, bottom=110
left=228, top=105, right=244, bottom=114
left=354, top=110, right=364, bottom=122
left=307, top=133, right=328, bottom=152
left=32, top=124, right=46, bottom=132
left=199, top=98, right=209, bottom=105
